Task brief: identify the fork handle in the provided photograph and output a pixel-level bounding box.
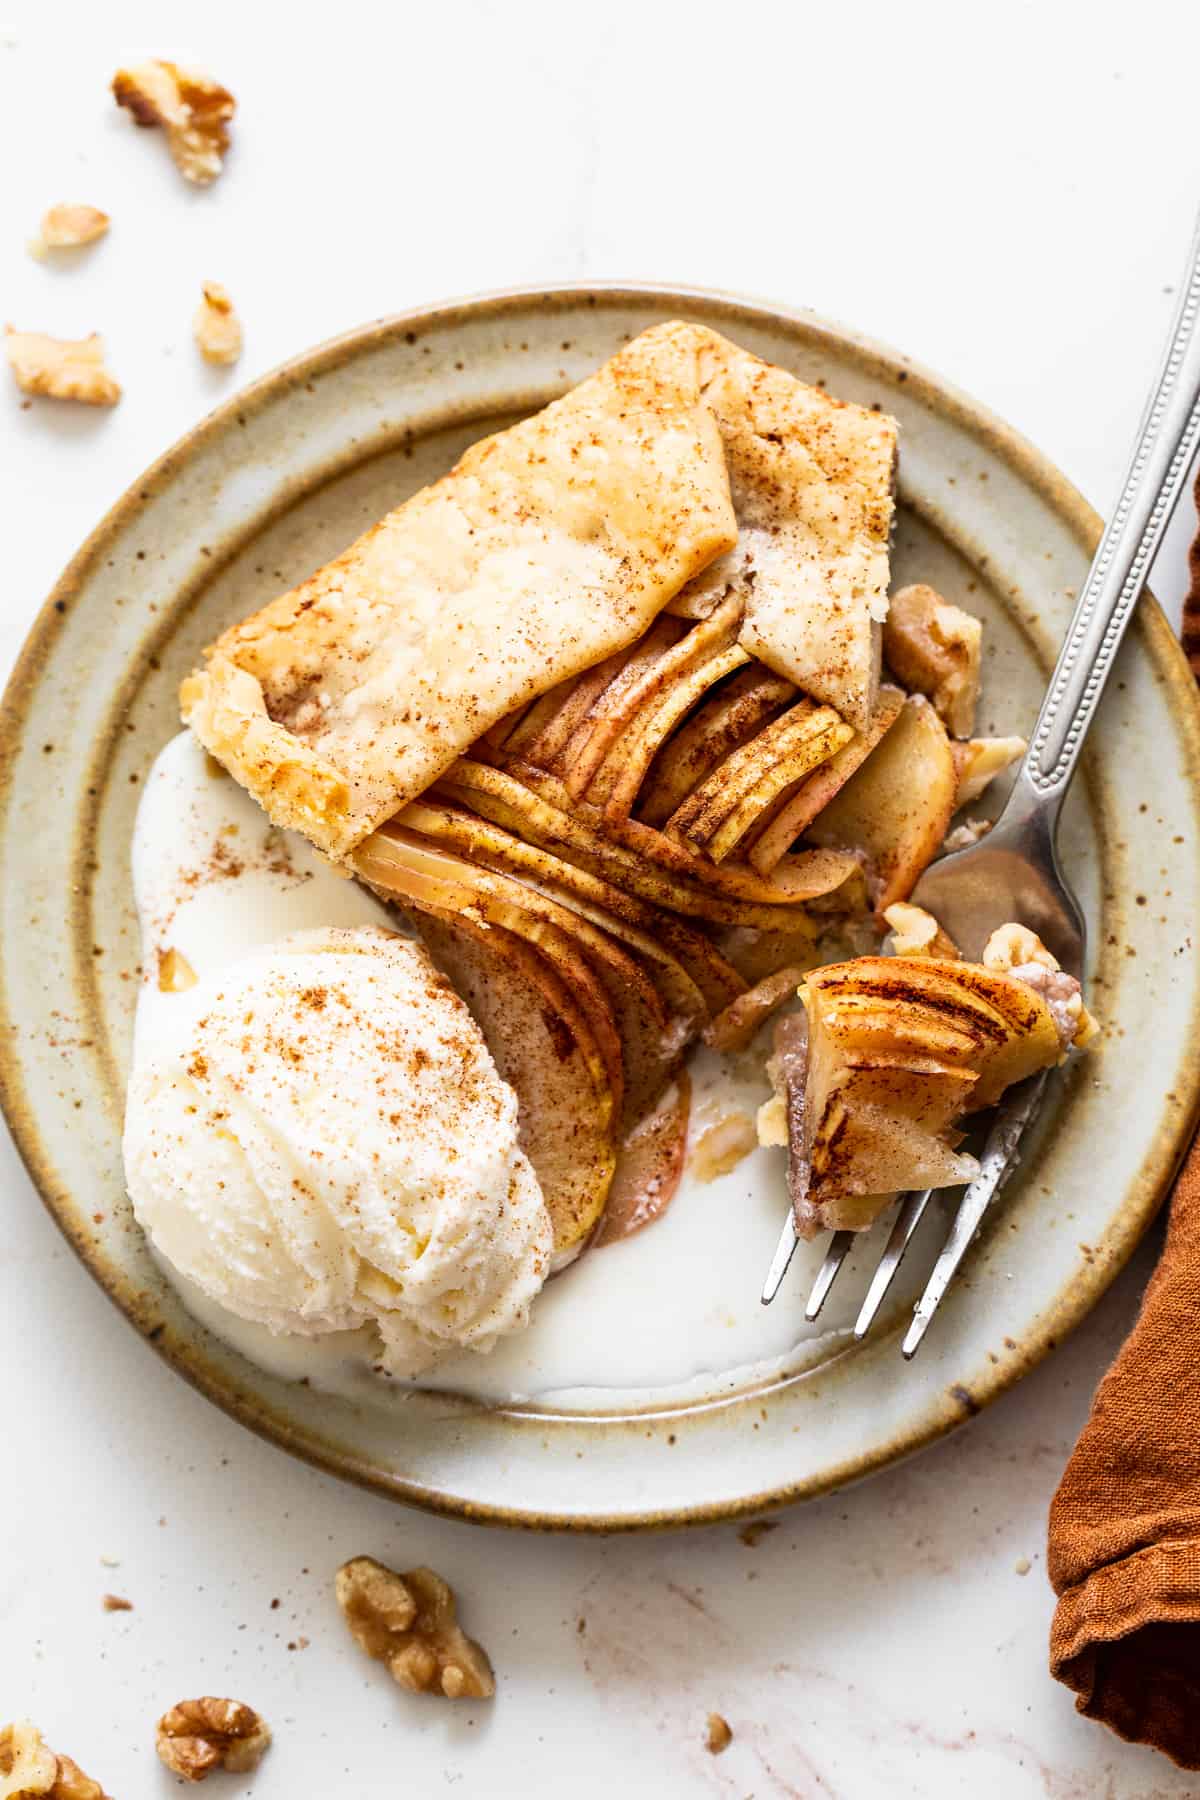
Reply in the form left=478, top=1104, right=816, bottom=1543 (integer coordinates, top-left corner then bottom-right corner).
left=1013, top=208, right=1200, bottom=811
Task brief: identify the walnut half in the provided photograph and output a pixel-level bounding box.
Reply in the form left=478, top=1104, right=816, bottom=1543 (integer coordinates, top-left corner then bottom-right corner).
left=335, top=1556, right=495, bottom=1699
left=155, top=1700, right=270, bottom=1784
left=0, top=1722, right=109, bottom=1800
left=111, top=61, right=235, bottom=186
left=5, top=330, right=120, bottom=406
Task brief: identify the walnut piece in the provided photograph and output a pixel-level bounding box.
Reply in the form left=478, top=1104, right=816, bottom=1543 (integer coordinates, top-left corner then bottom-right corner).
left=951, top=735, right=1026, bottom=808
left=193, top=284, right=242, bottom=366
left=704, top=1713, right=733, bottom=1754
left=111, top=61, right=235, bottom=186
left=155, top=1700, right=270, bottom=1783
left=335, top=1556, right=495, bottom=1699
left=5, top=330, right=120, bottom=406
left=883, top=583, right=982, bottom=737
left=942, top=817, right=992, bottom=853
left=882, top=902, right=960, bottom=960
left=0, top=1722, right=110, bottom=1800
left=28, top=205, right=109, bottom=259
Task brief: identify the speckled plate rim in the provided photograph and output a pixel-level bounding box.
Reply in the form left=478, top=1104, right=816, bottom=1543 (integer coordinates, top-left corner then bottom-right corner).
left=3, top=282, right=1200, bottom=1532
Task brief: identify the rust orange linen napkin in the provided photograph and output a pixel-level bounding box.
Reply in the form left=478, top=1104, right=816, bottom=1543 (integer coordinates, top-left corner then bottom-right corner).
left=1047, top=469, right=1200, bottom=1767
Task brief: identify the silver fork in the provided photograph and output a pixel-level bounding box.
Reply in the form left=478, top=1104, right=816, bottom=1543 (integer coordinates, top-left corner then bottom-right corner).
left=762, top=206, right=1200, bottom=1354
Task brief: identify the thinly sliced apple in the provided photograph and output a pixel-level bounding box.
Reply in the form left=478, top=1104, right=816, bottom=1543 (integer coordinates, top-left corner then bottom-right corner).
left=587, top=642, right=751, bottom=816
left=396, top=798, right=730, bottom=1024
left=883, top=584, right=982, bottom=738
left=805, top=956, right=1063, bottom=1109
left=440, top=759, right=848, bottom=929
left=414, top=911, right=616, bottom=1263
left=522, top=645, right=633, bottom=767
left=665, top=701, right=853, bottom=855
left=551, top=615, right=687, bottom=791
left=789, top=946, right=1071, bottom=1236
left=800, top=1096, right=978, bottom=1236
left=639, top=667, right=796, bottom=828
left=558, top=599, right=742, bottom=798
left=701, top=712, right=855, bottom=863
left=702, top=966, right=808, bottom=1053
left=579, top=787, right=861, bottom=914
left=717, top=924, right=829, bottom=986
left=360, top=825, right=729, bottom=1128
left=353, top=830, right=622, bottom=1114
left=591, top=1071, right=692, bottom=1249
left=500, top=676, right=580, bottom=757
left=744, top=686, right=904, bottom=876
left=481, top=701, right=533, bottom=752
left=805, top=696, right=957, bottom=910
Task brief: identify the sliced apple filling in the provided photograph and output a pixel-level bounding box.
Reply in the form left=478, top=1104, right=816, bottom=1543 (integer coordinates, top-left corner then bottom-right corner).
left=176, top=317, right=1051, bottom=1267
left=762, top=928, right=1095, bottom=1239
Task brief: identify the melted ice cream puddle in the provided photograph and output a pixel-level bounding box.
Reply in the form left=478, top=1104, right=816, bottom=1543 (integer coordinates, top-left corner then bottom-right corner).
left=132, top=733, right=851, bottom=1407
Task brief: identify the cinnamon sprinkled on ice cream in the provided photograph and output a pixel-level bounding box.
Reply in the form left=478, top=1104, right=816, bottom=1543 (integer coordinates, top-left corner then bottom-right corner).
left=123, top=925, right=551, bottom=1375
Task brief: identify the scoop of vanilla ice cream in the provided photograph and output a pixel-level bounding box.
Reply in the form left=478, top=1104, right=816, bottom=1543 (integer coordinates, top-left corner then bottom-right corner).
left=123, top=923, right=552, bottom=1377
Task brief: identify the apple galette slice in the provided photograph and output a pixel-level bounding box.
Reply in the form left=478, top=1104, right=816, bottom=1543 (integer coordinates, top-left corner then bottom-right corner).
left=758, top=915, right=1097, bottom=1239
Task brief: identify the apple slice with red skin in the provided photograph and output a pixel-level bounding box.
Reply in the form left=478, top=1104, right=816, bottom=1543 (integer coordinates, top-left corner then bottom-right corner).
left=413, top=910, right=616, bottom=1266
left=521, top=645, right=636, bottom=769
left=353, top=832, right=620, bottom=1112
left=551, top=615, right=687, bottom=791
left=395, top=799, right=727, bottom=1026
left=557, top=598, right=743, bottom=798
left=591, top=1071, right=692, bottom=1249
left=358, top=825, right=712, bottom=1131
left=587, top=642, right=751, bottom=817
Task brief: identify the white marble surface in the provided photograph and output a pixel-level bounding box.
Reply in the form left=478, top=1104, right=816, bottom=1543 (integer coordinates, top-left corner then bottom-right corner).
left=3, top=1, right=1200, bottom=1793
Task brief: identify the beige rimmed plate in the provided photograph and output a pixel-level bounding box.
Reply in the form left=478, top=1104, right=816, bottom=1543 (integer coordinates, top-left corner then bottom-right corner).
left=3, top=285, right=1200, bottom=1530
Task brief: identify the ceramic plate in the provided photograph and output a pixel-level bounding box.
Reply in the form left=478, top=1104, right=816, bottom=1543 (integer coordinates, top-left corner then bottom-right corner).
left=3, top=286, right=1199, bottom=1529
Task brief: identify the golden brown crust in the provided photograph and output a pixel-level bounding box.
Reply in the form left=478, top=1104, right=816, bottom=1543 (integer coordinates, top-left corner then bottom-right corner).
left=181, top=323, right=896, bottom=856
left=687, top=327, right=897, bottom=731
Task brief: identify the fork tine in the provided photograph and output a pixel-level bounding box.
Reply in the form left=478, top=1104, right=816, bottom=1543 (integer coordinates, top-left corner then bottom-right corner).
left=902, top=1072, right=1049, bottom=1359
left=760, top=1215, right=800, bottom=1304
left=853, top=1189, right=934, bottom=1339
left=804, top=1230, right=856, bottom=1321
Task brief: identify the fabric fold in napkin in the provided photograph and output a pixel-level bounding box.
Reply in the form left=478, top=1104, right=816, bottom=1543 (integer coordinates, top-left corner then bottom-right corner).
left=1047, top=465, right=1200, bottom=1769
